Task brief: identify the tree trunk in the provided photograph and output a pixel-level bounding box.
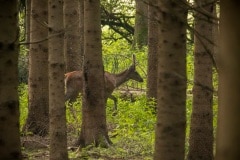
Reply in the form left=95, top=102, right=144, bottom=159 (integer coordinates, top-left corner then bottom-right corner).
left=79, top=0, right=84, bottom=69
left=48, top=0, right=68, bottom=159
left=147, top=0, right=158, bottom=105
left=64, top=0, right=82, bottom=72
left=0, top=0, right=21, bottom=159
left=187, top=1, right=214, bottom=160
left=25, top=0, right=31, bottom=59
left=23, top=0, right=49, bottom=137
left=154, top=0, right=187, bottom=160
left=133, top=0, right=148, bottom=48
left=215, top=1, right=240, bottom=160
left=76, top=0, right=111, bottom=147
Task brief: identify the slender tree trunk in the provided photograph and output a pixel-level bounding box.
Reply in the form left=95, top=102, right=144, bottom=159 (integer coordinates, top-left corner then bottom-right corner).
left=187, top=1, right=214, bottom=160
left=48, top=0, right=68, bottom=159
left=23, top=0, right=49, bottom=136
left=215, top=1, right=240, bottom=160
left=76, top=0, right=111, bottom=147
left=147, top=0, right=158, bottom=104
left=79, top=0, right=84, bottom=62
left=188, top=0, right=214, bottom=160
left=25, top=0, right=31, bottom=52
left=133, top=0, right=148, bottom=48
left=64, top=0, right=82, bottom=72
left=154, top=0, right=187, bottom=159
left=0, top=0, right=21, bottom=159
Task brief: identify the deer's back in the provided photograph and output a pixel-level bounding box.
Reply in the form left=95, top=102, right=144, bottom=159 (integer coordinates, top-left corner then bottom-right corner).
left=65, top=71, right=117, bottom=101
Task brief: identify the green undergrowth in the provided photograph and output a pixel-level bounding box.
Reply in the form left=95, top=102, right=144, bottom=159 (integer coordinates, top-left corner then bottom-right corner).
left=18, top=84, right=156, bottom=159
left=19, top=84, right=28, bottom=129
left=19, top=85, right=217, bottom=159
left=66, top=93, right=156, bottom=159
left=18, top=40, right=217, bottom=158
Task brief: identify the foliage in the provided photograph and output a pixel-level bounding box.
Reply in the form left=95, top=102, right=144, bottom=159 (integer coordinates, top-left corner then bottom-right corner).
left=102, top=39, right=147, bottom=90
left=18, top=37, right=218, bottom=159
left=18, top=47, right=28, bottom=83
left=19, top=85, right=217, bottom=159
left=66, top=99, right=82, bottom=133
left=18, top=84, right=28, bottom=130
left=19, top=12, right=29, bottom=83
left=186, top=43, right=194, bottom=90
left=15, top=0, right=221, bottom=157
left=65, top=95, right=155, bottom=159
left=101, top=0, right=135, bottom=43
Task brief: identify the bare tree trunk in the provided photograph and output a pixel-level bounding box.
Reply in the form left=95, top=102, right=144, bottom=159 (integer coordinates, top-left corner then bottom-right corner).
left=0, top=0, right=21, bottom=159
left=25, top=0, right=31, bottom=52
left=215, top=1, right=240, bottom=160
left=23, top=0, right=49, bottom=136
left=154, top=0, right=187, bottom=159
left=64, top=0, right=82, bottom=72
left=187, top=1, right=214, bottom=159
left=133, top=0, right=148, bottom=48
left=76, top=0, right=111, bottom=147
left=147, top=0, right=158, bottom=105
left=48, top=0, right=68, bottom=159
left=79, top=0, right=84, bottom=63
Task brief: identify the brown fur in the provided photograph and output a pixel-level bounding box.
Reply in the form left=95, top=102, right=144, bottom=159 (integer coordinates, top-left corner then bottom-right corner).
left=65, top=64, right=143, bottom=110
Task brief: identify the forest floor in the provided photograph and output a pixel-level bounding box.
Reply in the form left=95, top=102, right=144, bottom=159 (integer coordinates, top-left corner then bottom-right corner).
left=20, top=90, right=154, bottom=160
left=21, top=135, right=50, bottom=160
left=21, top=134, right=152, bottom=160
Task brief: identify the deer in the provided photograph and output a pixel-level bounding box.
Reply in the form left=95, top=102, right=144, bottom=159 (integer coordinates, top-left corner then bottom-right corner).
left=64, top=55, right=143, bottom=110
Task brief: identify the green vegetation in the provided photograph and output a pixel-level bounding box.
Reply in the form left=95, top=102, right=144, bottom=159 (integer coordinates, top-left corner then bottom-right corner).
left=19, top=39, right=218, bottom=159
left=19, top=84, right=28, bottom=129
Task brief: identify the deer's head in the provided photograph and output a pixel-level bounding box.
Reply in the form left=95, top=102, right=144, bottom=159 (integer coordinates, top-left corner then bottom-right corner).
left=127, top=55, right=144, bottom=82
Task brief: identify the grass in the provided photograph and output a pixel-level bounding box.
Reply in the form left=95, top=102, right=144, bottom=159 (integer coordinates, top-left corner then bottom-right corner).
left=19, top=84, right=218, bottom=158
left=65, top=93, right=155, bottom=159
left=19, top=85, right=218, bottom=159
left=18, top=41, right=218, bottom=159
left=19, top=85, right=156, bottom=159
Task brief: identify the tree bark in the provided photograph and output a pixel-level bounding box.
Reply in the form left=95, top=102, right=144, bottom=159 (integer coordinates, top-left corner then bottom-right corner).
left=64, top=0, right=82, bottom=72
left=154, top=0, right=187, bottom=159
left=147, top=0, right=158, bottom=105
left=215, top=1, right=240, bottom=160
left=23, top=0, right=49, bottom=137
left=79, top=0, right=84, bottom=69
left=133, top=0, right=148, bottom=48
left=76, top=0, right=111, bottom=147
left=48, top=0, right=68, bottom=159
left=0, top=0, right=21, bottom=159
left=187, top=1, right=214, bottom=160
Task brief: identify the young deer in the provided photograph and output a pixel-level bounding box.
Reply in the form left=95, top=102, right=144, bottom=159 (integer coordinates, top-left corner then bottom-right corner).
left=65, top=55, right=143, bottom=110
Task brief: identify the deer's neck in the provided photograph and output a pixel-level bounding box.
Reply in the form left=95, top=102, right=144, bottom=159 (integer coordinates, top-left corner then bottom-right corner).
left=112, top=68, right=131, bottom=87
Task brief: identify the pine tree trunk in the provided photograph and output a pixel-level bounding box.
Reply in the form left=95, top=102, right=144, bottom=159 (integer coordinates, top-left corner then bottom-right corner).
left=147, top=0, right=158, bottom=104
left=48, top=0, right=68, bottom=159
left=0, top=1, right=21, bottom=159
left=64, top=0, right=82, bottom=72
left=23, top=0, right=49, bottom=136
left=133, top=0, right=148, bottom=48
left=79, top=0, right=84, bottom=63
left=76, top=0, right=111, bottom=147
left=154, top=1, right=187, bottom=159
left=216, top=1, right=240, bottom=160
left=187, top=1, right=214, bottom=159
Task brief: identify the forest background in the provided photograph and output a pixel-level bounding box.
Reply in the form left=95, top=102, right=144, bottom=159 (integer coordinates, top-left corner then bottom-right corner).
left=1, top=0, right=240, bottom=160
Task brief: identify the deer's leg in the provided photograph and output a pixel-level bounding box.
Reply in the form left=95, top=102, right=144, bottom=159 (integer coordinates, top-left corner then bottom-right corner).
left=109, top=94, right=118, bottom=110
